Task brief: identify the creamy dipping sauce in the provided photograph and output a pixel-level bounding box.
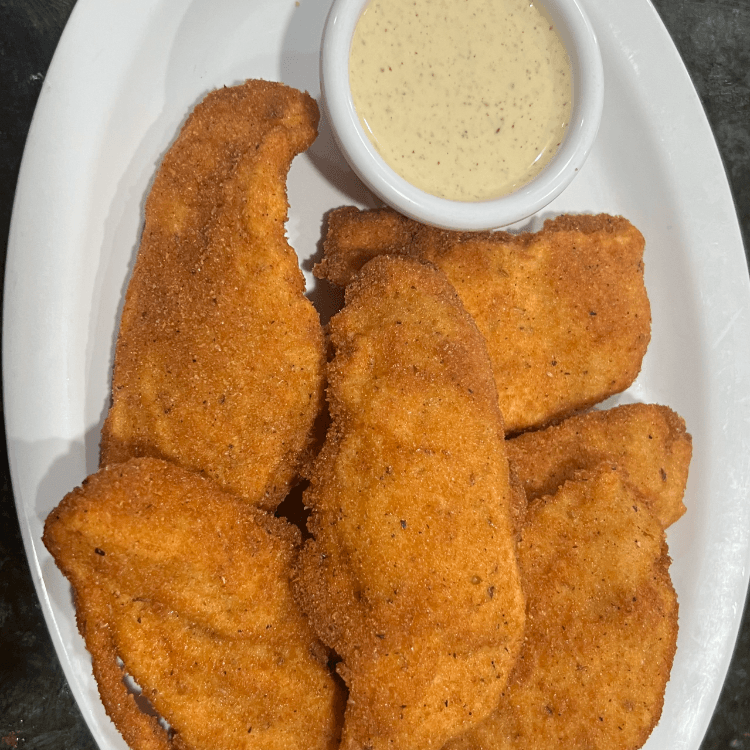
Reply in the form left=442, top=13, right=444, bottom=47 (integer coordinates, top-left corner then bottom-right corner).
left=349, top=0, right=572, bottom=201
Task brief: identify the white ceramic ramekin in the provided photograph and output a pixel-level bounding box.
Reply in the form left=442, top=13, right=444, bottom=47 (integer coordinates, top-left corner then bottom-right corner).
left=321, top=0, right=604, bottom=231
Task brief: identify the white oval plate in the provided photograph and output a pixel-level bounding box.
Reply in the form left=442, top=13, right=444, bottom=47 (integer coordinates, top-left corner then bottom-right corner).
left=4, top=0, right=750, bottom=748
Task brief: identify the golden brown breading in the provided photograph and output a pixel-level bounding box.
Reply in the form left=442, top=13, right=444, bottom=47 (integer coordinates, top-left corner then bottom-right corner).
left=100, top=81, right=325, bottom=509
left=318, top=207, right=651, bottom=433
left=506, top=403, right=692, bottom=528
left=507, top=467, right=529, bottom=539
left=445, top=466, right=678, bottom=750
left=43, top=458, right=344, bottom=750
left=295, top=256, right=526, bottom=750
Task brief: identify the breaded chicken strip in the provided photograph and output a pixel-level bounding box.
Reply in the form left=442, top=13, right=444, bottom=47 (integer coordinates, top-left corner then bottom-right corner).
left=101, top=81, right=324, bottom=509
left=445, top=466, right=678, bottom=750
left=506, top=403, right=692, bottom=528
left=296, top=256, right=525, bottom=750
left=318, top=208, right=650, bottom=433
left=43, top=458, right=344, bottom=750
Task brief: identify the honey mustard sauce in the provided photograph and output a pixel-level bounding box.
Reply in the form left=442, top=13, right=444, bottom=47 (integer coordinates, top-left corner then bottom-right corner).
left=349, top=0, right=572, bottom=201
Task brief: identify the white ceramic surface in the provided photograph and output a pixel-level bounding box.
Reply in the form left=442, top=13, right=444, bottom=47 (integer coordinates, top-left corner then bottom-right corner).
left=3, top=0, right=749, bottom=749
left=321, top=0, right=604, bottom=230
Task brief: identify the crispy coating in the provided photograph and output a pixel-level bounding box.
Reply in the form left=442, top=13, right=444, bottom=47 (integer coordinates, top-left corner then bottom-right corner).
left=318, top=207, right=651, bottom=433
left=507, top=468, right=529, bottom=539
left=506, top=403, right=692, bottom=528
left=445, top=466, right=678, bottom=750
left=296, top=256, right=526, bottom=750
left=101, top=81, right=325, bottom=509
left=43, top=458, right=344, bottom=750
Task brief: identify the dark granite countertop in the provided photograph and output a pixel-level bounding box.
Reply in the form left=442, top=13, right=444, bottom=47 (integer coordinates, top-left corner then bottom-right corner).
left=1, top=0, right=748, bottom=748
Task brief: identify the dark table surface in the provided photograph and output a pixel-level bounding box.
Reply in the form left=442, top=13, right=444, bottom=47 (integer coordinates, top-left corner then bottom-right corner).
left=1, top=0, right=749, bottom=748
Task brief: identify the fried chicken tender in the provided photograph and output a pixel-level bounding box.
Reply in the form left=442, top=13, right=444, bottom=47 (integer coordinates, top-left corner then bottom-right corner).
left=43, top=458, right=344, bottom=750
left=445, top=466, right=678, bottom=750
left=101, top=81, right=324, bottom=509
left=506, top=403, right=692, bottom=528
left=295, top=256, right=526, bottom=750
left=318, top=207, right=651, bottom=433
